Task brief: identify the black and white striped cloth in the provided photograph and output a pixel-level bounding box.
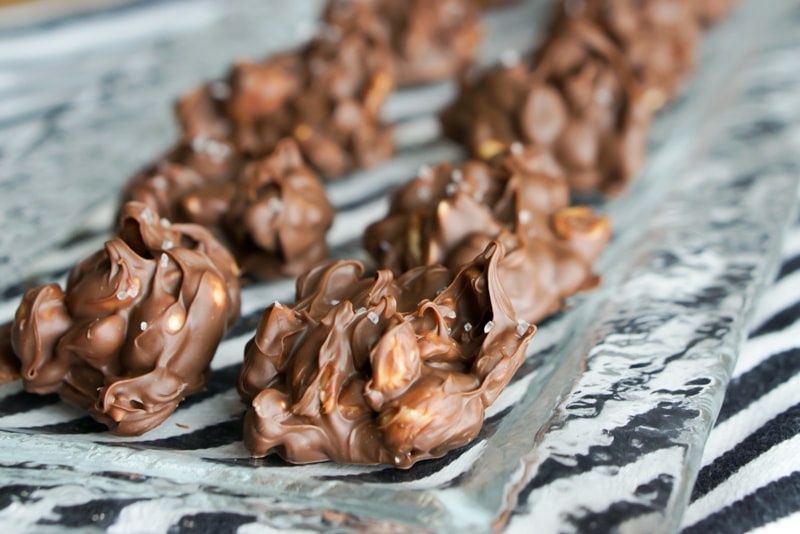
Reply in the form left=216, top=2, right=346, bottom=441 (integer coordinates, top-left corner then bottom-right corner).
left=2, top=1, right=800, bottom=532
left=678, top=215, right=800, bottom=533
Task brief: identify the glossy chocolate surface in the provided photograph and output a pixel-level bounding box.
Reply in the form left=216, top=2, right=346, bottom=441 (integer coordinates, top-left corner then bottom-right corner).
left=239, top=243, right=535, bottom=467
left=3, top=202, right=241, bottom=436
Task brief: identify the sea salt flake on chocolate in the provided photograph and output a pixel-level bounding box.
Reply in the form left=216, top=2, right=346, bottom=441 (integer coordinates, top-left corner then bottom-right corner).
left=484, top=320, right=494, bottom=333
left=516, top=320, right=530, bottom=337
left=209, top=81, right=231, bottom=100
left=500, top=49, right=520, bottom=68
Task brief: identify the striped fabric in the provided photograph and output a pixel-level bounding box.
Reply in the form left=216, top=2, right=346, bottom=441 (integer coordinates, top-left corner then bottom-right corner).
left=2, top=0, right=800, bottom=532
left=679, top=214, right=800, bottom=533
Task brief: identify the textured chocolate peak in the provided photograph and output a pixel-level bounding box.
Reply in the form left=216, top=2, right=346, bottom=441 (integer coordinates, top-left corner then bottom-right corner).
left=122, top=139, right=334, bottom=280
left=337, top=0, right=482, bottom=86
left=239, top=242, right=535, bottom=467
left=222, top=139, right=335, bottom=279
left=555, top=0, right=701, bottom=109
left=442, top=18, right=652, bottom=194
left=6, top=202, right=241, bottom=436
left=365, top=148, right=610, bottom=323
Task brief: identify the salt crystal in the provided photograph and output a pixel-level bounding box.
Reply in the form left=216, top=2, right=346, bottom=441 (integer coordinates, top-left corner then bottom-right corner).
left=463, top=322, right=472, bottom=332
left=160, top=253, right=169, bottom=269
left=140, top=207, right=155, bottom=224
left=162, top=239, right=174, bottom=250
left=483, top=321, right=494, bottom=333
left=367, top=312, right=379, bottom=324
left=516, top=320, right=530, bottom=337
left=140, top=321, right=147, bottom=331
left=500, top=49, right=520, bottom=68
left=209, top=81, right=231, bottom=100
left=518, top=209, right=531, bottom=224
left=159, top=218, right=171, bottom=228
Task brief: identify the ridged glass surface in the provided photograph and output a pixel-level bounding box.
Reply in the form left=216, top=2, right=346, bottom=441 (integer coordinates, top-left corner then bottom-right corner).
left=1, top=0, right=800, bottom=531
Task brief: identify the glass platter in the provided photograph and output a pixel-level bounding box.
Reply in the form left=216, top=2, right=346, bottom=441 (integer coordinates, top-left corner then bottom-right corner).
left=1, top=0, right=800, bottom=531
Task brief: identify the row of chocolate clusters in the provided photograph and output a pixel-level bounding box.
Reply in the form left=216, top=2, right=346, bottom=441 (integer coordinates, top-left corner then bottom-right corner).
left=442, top=0, right=733, bottom=193
left=0, top=0, right=733, bottom=467
left=0, top=0, right=488, bottom=440
left=121, top=0, right=484, bottom=280
left=240, top=0, right=733, bottom=466
left=240, top=0, right=736, bottom=467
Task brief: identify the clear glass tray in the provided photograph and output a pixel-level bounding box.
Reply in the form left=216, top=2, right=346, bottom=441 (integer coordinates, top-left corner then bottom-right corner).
left=1, top=0, right=800, bottom=531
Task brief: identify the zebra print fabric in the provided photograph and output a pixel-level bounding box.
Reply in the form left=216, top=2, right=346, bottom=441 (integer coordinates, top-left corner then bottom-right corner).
left=2, top=0, right=800, bottom=532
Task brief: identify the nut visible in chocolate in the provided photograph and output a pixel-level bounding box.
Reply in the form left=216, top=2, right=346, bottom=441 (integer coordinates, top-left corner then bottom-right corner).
left=442, top=19, right=652, bottom=194
left=239, top=242, right=535, bottom=467
left=3, top=202, right=241, bottom=436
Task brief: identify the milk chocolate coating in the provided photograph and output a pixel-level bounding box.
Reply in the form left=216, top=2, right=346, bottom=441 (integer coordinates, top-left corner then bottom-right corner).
left=4, top=202, right=241, bottom=436
left=326, top=0, right=482, bottom=86
left=171, top=2, right=396, bottom=181
left=441, top=19, right=652, bottom=193
left=220, top=139, right=335, bottom=279
left=239, top=243, right=535, bottom=467
left=122, top=139, right=334, bottom=280
left=364, top=147, right=610, bottom=324
left=555, top=0, right=701, bottom=109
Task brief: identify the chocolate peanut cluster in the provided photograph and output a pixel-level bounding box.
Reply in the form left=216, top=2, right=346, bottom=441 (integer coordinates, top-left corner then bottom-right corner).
left=364, top=146, right=610, bottom=324
left=2, top=202, right=241, bottom=436
left=239, top=243, right=535, bottom=467
left=554, top=0, right=702, bottom=110
left=123, top=139, right=335, bottom=280
left=442, top=19, right=651, bottom=193
left=174, top=10, right=396, bottom=180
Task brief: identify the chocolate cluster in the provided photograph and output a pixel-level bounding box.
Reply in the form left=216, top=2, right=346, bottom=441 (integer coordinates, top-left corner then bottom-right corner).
left=442, top=19, right=651, bottom=194
left=175, top=9, right=396, bottom=180
left=239, top=243, right=535, bottom=467
left=122, top=139, right=335, bottom=280
left=3, top=202, right=241, bottom=436
left=365, top=146, right=610, bottom=324
left=554, top=0, right=702, bottom=110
